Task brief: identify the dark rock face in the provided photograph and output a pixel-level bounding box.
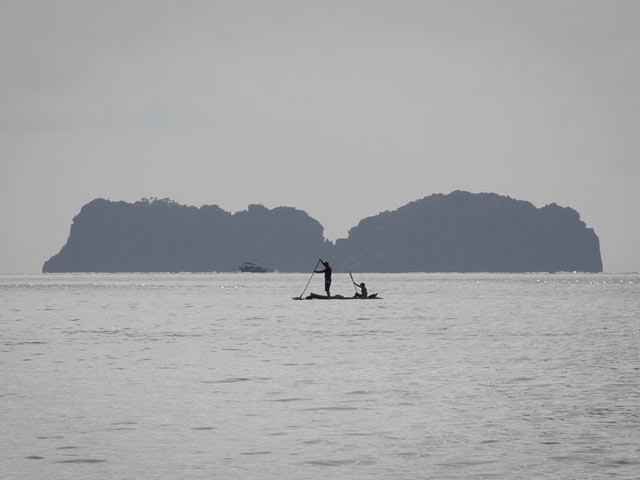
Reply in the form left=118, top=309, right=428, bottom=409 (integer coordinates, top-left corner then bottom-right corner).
left=43, top=192, right=603, bottom=273
left=43, top=198, right=330, bottom=273
left=333, top=191, right=602, bottom=272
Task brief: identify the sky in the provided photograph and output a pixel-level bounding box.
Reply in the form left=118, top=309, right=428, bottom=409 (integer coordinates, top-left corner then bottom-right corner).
left=1, top=0, right=639, bottom=273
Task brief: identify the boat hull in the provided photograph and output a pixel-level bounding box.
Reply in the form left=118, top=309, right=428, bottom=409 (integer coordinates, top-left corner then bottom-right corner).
left=293, top=293, right=380, bottom=300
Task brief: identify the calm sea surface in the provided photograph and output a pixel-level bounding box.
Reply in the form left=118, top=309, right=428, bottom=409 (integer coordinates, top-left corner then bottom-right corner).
left=1, top=273, right=638, bottom=479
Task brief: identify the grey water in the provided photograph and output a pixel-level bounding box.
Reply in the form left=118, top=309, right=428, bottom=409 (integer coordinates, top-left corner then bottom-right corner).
left=1, top=273, right=638, bottom=479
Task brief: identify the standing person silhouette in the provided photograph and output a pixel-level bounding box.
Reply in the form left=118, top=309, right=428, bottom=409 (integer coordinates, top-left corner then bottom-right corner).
left=315, top=259, right=332, bottom=297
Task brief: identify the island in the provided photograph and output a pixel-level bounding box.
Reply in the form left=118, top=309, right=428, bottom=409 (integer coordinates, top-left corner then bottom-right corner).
left=43, top=191, right=603, bottom=273
left=333, top=191, right=602, bottom=273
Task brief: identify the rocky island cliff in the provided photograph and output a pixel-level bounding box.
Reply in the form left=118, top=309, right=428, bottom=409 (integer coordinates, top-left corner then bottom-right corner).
left=43, top=191, right=602, bottom=273
left=43, top=198, right=330, bottom=273
left=334, top=191, right=602, bottom=273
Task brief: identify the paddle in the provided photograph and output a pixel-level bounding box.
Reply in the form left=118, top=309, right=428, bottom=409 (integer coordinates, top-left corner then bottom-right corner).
left=349, top=271, right=358, bottom=295
left=293, top=259, right=321, bottom=300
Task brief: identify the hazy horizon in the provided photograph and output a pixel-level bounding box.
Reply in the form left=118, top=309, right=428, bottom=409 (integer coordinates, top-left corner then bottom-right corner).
left=2, top=1, right=639, bottom=273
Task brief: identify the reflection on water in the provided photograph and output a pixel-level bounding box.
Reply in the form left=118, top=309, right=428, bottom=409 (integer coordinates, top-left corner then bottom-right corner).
left=1, top=273, right=639, bottom=479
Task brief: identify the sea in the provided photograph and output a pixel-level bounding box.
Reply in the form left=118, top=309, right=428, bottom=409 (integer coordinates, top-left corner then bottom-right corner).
left=1, top=272, right=638, bottom=480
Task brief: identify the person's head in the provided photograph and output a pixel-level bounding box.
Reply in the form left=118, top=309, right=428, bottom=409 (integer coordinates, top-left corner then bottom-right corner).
left=360, top=283, right=365, bottom=287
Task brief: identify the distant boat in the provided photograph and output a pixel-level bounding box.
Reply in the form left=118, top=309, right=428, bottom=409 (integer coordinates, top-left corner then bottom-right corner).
left=237, top=261, right=272, bottom=273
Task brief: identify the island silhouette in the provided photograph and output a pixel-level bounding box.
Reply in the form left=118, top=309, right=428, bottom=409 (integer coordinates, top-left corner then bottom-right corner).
left=43, top=191, right=602, bottom=273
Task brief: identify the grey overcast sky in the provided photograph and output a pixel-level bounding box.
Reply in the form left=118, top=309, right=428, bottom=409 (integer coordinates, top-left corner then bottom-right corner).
left=1, top=0, right=639, bottom=273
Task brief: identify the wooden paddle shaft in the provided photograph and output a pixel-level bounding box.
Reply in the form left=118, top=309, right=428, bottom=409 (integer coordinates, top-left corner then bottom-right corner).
left=298, top=259, right=321, bottom=299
